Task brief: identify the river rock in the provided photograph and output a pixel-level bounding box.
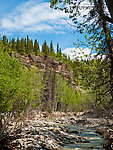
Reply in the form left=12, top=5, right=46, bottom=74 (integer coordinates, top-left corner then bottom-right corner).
left=1, top=111, right=113, bottom=150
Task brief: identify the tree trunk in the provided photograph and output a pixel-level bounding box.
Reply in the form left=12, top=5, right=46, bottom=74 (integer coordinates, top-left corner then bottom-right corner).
left=51, top=69, right=56, bottom=111
left=95, top=0, right=113, bottom=105
left=102, top=21, right=113, bottom=105
left=0, top=119, right=2, bottom=138
left=111, top=50, right=113, bottom=105
left=42, top=57, right=50, bottom=111
left=105, top=0, right=113, bottom=22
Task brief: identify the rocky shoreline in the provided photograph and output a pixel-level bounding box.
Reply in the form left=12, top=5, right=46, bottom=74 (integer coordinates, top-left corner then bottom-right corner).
left=0, top=110, right=113, bottom=150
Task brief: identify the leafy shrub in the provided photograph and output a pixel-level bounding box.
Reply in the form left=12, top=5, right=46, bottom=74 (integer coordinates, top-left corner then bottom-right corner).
left=56, top=74, right=94, bottom=112
left=0, top=46, right=44, bottom=113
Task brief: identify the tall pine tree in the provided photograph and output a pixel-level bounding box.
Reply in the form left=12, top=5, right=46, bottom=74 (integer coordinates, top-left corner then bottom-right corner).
left=57, top=43, right=60, bottom=58
left=42, top=40, right=49, bottom=56
left=30, top=39, right=33, bottom=53
left=59, top=48, right=62, bottom=58
left=2, top=35, right=7, bottom=46
left=34, top=39, right=40, bottom=55
left=26, top=35, right=30, bottom=54
left=16, top=37, right=21, bottom=53
left=12, top=38, right=16, bottom=52
left=24, top=38, right=27, bottom=50
left=50, top=40, right=54, bottom=53
left=57, top=43, right=59, bottom=53
left=20, top=38, right=25, bottom=54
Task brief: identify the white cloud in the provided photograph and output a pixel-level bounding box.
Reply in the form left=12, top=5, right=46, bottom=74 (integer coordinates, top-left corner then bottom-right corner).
left=0, top=0, right=69, bottom=33
left=62, top=47, right=107, bottom=60
left=62, top=47, right=92, bottom=60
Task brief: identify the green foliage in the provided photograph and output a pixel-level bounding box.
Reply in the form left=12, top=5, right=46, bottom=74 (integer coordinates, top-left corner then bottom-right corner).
left=42, top=40, right=49, bottom=56
left=50, top=40, right=54, bottom=54
left=12, top=38, right=16, bottom=52
left=56, top=74, right=93, bottom=112
left=34, top=39, right=40, bottom=55
left=57, top=43, right=59, bottom=54
left=30, top=39, right=34, bottom=53
left=71, top=56, right=111, bottom=108
left=50, top=0, right=113, bottom=107
left=0, top=35, right=71, bottom=69
left=20, top=38, right=25, bottom=54
left=0, top=46, right=44, bottom=113
left=16, top=37, right=21, bottom=53
left=2, top=35, right=8, bottom=46
left=26, top=35, right=30, bottom=54
left=2, top=34, right=109, bottom=112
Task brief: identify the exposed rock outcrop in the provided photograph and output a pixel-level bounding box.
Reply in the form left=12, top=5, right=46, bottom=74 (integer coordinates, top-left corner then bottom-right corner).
left=14, top=53, right=73, bottom=80
left=14, top=53, right=75, bottom=111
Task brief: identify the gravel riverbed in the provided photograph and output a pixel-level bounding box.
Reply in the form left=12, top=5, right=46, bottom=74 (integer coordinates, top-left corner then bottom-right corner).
left=0, top=110, right=113, bottom=150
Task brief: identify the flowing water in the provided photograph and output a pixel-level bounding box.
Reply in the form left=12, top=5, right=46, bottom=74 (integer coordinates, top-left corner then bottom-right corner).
left=60, top=125, right=105, bottom=150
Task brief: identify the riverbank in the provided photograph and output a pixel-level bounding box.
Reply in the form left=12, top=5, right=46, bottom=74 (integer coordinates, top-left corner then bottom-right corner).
left=0, top=110, right=113, bottom=150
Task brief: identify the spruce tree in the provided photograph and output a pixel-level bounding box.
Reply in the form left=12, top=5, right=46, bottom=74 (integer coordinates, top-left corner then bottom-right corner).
left=37, top=42, right=40, bottom=52
left=42, top=40, right=49, bottom=56
left=57, top=43, right=60, bottom=58
left=59, top=48, right=62, bottom=57
left=57, top=43, right=59, bottom=54
left=30, top=39, right=33, bottom=53
left=34, top=39, right=40, bottom=55
left=20, top=38, right=25, bottom=54
left=2, top=36, right=7, bottom=46
left=12, top=38, right=16, bottom=52
left=50, top=40, right=54, bottom=53
left=26, top=35, right=30, bottom=54
left=16, top=37, right=21, bottom=53
left=24, top=38, right=27, bottom=50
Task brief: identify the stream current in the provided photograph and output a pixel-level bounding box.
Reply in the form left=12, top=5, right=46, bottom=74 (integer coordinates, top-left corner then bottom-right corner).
left=60, top=125, right=105, bottom=150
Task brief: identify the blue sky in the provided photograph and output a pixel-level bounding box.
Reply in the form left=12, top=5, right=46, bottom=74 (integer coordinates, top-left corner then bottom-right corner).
left=0, top=0, right=91, bottom=58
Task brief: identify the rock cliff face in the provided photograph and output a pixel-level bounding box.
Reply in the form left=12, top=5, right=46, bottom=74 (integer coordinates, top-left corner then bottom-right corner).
left=14, top=53, right=75, bottom=111
left=14, top=53, right=74, bottom=83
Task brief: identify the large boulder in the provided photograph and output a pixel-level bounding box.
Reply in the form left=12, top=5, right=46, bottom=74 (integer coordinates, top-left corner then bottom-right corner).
left=28, top=54, right=42, bottom=63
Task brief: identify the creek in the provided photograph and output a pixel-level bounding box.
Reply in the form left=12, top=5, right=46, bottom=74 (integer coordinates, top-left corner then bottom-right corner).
left=2, top=111, right=112, bottom=150
left=60, top=124, right=105, bottom=150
